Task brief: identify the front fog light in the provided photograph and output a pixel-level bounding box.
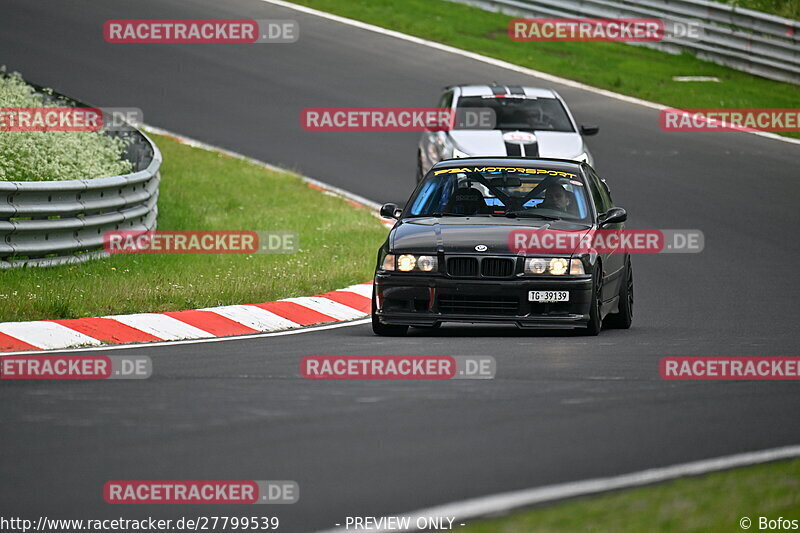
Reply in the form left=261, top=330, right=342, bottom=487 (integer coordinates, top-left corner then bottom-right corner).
left=569, top=259, right=585, bottom=275
left=417, top=255, right=437, bottom=272
left=549, top=258, right=569, bottom=275
left=397, top=254, right=417, bottom=272
left=525, top=258, right=548, bottom=274
left=381, top=254, right=395, bottom=271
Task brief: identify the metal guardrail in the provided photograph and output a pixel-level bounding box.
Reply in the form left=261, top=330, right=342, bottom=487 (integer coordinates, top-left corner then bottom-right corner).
left=0, top=127, right=161, bottom=269
left=450, top=0, right=800, bottom=85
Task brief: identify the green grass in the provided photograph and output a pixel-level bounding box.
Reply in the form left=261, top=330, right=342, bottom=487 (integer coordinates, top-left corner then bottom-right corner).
left=723, top=0, right=800, bottom=20
left=0, top=134, right=387, bottom=322
left=289, top=0, right=799, bottom=138
left=461, top=458, right=800, bottom=532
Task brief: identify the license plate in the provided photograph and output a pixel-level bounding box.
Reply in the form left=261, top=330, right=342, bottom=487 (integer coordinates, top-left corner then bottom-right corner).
left=529, top=291, right=569, bottom=303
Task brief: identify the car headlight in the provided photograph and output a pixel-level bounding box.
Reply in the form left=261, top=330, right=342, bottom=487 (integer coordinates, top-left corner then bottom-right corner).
left=524, top=257, right=585, bottom=275
left=549, top=258, right=569, bottom=275
left=397, top=254, right=416, bottom=272
left=417, top=255, right=437, bottom=271
left=382, top=254, right=438, bottom=272
left=528, top=258, right=548, bottom=274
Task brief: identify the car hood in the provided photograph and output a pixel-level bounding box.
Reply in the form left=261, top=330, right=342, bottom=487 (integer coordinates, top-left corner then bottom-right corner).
left=448, top=130, right=585, bottom=159
left=391, top=218, right=591, bottom=255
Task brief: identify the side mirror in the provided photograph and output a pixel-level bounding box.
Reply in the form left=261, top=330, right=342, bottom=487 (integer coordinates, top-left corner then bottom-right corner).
left=580, top=124, right=599, bottom=136
left=599, top=207, right=627, bottom=227
left=380, top=203, right=401, bottom=219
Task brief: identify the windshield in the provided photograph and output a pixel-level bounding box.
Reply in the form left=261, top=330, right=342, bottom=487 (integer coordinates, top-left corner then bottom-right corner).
left=456, top=96, right=574, bottom=132
left=406, top=165, right=592, bottom=223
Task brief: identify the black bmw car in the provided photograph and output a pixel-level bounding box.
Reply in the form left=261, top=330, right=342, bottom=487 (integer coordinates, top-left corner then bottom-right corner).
left=372, top=157, right=633, bottom=336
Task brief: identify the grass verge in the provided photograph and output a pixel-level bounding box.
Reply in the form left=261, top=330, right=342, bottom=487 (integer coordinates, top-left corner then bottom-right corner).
left=460, top=457, right=800, bottom=532
left=288, top=0, right=799, bottom=139
left=0, top=133, right=387, bottom=322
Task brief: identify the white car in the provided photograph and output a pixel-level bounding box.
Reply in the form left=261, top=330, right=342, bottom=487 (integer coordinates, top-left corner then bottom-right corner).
left=417, top=84, right=598, bottom=182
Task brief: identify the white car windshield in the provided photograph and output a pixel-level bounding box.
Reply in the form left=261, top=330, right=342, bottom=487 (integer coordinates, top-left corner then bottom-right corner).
left=455, top=96, right=574, bottom=132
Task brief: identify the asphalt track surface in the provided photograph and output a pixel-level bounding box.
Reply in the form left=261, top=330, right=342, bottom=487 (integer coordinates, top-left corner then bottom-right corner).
left=1, top=1, right=800, bottom=531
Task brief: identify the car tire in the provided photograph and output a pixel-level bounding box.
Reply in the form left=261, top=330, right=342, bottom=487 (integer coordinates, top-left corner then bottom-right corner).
left=371, top=287, right=408, bottom=337
left=605, top=258, right=633, bottom=329
left=580, top=266, right=603, bottom=336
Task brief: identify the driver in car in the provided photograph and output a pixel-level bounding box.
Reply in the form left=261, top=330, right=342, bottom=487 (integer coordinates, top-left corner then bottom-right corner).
left=538, top=183, right=574, bottom=214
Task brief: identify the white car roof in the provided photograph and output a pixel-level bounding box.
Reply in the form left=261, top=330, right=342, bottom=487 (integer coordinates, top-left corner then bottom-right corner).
left=456, top=85, right=558, bottom=99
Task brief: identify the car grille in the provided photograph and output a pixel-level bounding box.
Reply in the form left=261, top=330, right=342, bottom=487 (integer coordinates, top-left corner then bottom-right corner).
left=446, top=256, right=515, bottom=278
left=481, top=257, right=514, bottom=278
left=447, top=257, right=478, bottom=277
left=438, top=295, right=520, bottom=315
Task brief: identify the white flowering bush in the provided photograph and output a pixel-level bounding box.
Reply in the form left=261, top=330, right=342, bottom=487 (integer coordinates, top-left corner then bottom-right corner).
left=0, top=70, right=132, bottom=181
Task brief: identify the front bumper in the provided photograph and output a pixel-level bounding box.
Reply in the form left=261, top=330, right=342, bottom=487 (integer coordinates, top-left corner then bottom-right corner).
left=374, top=273, right=593, bottom=329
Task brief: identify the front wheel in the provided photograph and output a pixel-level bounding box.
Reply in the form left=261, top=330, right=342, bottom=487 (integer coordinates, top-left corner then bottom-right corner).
left=372, top=288, right=408, bottom=336
left=605, top=258, right=633, bottom=329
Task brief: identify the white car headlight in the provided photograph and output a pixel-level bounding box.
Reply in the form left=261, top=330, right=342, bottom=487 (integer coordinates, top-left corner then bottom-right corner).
left=524, top=257, right=585, bottom=276
left=549, top=258, right=569, bottom=275
left=382, top=254, right=438, bottom=273
left=528, top=258, right=548, bottom=274
left=397, top=254, right=416, bottom=272
left=417, top=256, right=437, bottom=271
